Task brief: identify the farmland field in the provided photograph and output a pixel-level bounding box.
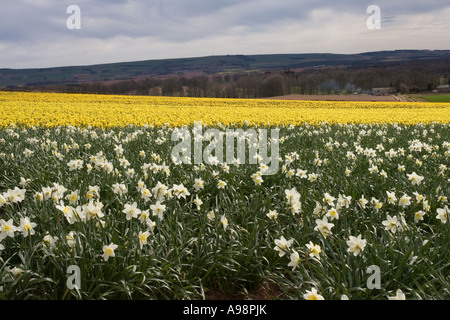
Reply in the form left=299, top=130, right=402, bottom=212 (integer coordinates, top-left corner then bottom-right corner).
left=0, top=91, right=449, bottom=300
left=1, top=91, right=450, bottom=127
left=418, top=94, right=450, bottom=103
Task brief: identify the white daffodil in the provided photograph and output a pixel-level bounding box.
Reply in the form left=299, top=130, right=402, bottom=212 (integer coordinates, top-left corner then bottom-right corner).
left=193, top=178, right=204, bottom=191
left=42, top=233, right=58, bottom=250
left=217, top=180, right=227, bottom=189
left=139, top=210, right=150, bottom=223
left=337, top=194, right=351, bottom=209
left=206, top=210, right=216, bottom=221
left=193, top=195, right=203, bottom=210
left=414, top=211, right=426, bottom=223
left=0, top=219, right=16, bottom=240
left=407, top=172, right=424, bottom=186
left=122, top=202, right=141, bottom=220
left=82, top=200, right=103, bottom=221
left=19, top=217, right=37, bottom=237
left=382, top=215, right=399, bottom=234
left=326, top=207, right=339, bottom=221
left=358, top=195, right=369, bottom=209
left=288, top=251, right=302, bottom=270
left=388, top=289, right=406, bottom=300
left=314, top=217, right=334, bottom=238
left=220, top=215, right=228, bottom=230
left=266, top=210, right=278, bottom=220
left=323, top=193, right=336, bottom=206
left=285, top=188, right=301, bottom=208
left=386, top=191, right=397, bottom=204
left=303, top=288, right=324, bottom=300
left=138, top=231, right=150, bottom=249
left=150, top=201, right=166, bottom=220
left=398, top=194, right=412, bottom=208
left=152, top=182, right=168, bottom=202
left=102, top=243, right=118, bottom=261
left=306, top=241, right=322, bottom=260
left=346, top=234, right=367, bottom=257
left=65, top=190, right=79, bottom=205
left=274, top=236, right=294, bottom=257
left=55, top=201, right=76, bottom=224
left=436, top=206, right=448, bottom=224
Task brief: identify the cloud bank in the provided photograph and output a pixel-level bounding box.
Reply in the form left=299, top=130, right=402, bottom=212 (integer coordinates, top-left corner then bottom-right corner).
left=0, top=0, right=449, bottom=68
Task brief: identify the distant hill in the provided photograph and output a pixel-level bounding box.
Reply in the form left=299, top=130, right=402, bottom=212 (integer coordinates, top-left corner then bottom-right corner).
left=1, top=50, right=450, bottom=88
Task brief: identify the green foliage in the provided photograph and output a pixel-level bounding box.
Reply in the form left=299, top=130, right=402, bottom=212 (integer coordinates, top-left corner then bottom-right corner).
left=420, top=95, right=450, bottom=103
left=0, top=122, right=449, bottom=300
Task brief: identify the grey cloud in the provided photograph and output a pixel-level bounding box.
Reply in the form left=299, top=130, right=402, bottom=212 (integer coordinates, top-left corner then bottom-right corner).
left=0, top=0, right=449, bottom=68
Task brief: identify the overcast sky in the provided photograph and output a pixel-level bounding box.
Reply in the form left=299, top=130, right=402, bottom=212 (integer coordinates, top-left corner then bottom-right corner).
left=1, top=0, right=449, bottom=69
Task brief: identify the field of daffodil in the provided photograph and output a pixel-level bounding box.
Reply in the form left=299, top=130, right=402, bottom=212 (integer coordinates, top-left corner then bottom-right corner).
left=1, top=91, right=449, bottom=127
left=0, top=91, right=449, bottom=300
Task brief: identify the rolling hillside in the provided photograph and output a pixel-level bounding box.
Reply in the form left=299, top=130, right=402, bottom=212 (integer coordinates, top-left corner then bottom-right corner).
left=1, top=50, right=450, bottom=88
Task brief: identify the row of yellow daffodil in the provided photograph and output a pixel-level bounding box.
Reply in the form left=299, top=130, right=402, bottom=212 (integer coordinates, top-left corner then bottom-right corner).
left=1, top=91, right=449, bottom=127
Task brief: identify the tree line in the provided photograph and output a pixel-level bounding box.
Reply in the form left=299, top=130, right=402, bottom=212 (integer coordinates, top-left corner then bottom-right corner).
left=14, top=59, right=450, bottom=98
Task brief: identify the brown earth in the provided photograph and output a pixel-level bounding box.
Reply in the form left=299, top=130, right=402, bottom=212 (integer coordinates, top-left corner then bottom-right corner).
left=205, top=282, right=286, bottom=300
